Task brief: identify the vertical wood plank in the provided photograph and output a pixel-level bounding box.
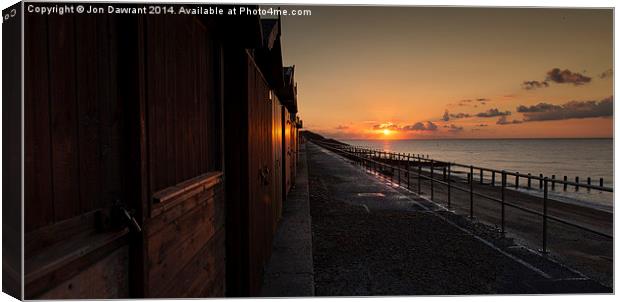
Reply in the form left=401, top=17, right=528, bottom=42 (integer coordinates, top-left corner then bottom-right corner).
left=145, top=15, right=166, bottom=193
left=48, top=15, right=80, bottom=222
left=165, top=17, right=178, bottom=186
left=101, top=15, right=124, bottom=208
left=75, top=15, right=102, bottom=214
left=24, top=15, right=53, bottom=231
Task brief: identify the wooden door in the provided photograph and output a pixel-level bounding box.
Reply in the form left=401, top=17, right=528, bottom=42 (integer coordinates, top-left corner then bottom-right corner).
left=139, top=15, right=226, bottom=298
left=246, top=54, right=276, bottom=295
left=284, top=112, right=294, bottom=195
left=272, top=99, right=283, bottom=231
left=24, top=13, right=227, bottom=299
left=24, top=13, right=138, bottom=299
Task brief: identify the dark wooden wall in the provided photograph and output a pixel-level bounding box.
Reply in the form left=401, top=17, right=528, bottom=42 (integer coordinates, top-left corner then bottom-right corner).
left=140, top=14, right=226, bottom=298
left=144, top=15, right=222, bottom=195
left=272, top=97, right=284, bottom=232
left=224, top=51, right=286, bottom=296
left=223, top=47, right=250, bottom=296
left=3, top=2, right=24, bottom=299
left=24, top=13, right=131, bottom=299
left=24, top=9, right=296, bottom=299
left=283, top=108, right=296, bottom=195
left=24, top=13, right=226, bottom=299
left=246, top=54, right=275, bottom=294
left=25, top=14, right=123, bottom=233
left=291, top=117, right=298, bottom=184
left=148, top=173, right=225, bottom=297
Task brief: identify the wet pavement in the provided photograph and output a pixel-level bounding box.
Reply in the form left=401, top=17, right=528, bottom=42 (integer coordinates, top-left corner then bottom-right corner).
left=306, top=142, right=612, bottom=295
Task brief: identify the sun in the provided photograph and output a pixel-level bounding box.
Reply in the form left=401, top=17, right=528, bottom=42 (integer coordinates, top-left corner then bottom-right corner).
left=383, top=129, right=391, bottom=136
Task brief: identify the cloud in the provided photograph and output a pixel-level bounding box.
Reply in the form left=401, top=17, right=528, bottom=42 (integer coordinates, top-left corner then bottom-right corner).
left=373, top=123, right=400, bottom=130
left=442, top=107, right=486, bottom=122
left=546, top=68, right=591, bottom=85
left=442, top=110, right=450, bottom=121
left=402, top=121, right=438, bottom=131
left=477, top=124, right=488, bottom=127
left=453, top=98, right=490, bottom=107
left=599, top=68, right=613, bottom=79
left=452, top=99, right=473, bottom=107
left=335, top=125, right=350, bottom=130
left=449, top=112, right=471, bottom=119
left=476, top=98, right=490, bottom=105
left=516, top=96, right=613, bottom=122
left=521, top=80, right=549, bottom=90
left=476, top=108, right=511, bottom=118
left=496, top=116, right=523, bottom=125
left=445, top=124, right=464, bottom=132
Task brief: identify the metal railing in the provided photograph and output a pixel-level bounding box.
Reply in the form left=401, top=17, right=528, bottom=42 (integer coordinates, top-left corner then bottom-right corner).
left=310, top=139, right=613, bottom=253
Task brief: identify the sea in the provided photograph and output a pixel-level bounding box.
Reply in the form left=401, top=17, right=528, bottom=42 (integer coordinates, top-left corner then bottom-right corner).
left=341, top=138, right=614, bottom=212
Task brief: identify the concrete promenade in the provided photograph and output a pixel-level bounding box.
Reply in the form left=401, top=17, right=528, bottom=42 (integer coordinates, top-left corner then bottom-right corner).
left=305, top=142, right=610, bottom=295
left=261, top=144, right=315, bottom=297
left=260, top=142, right=611, bottom=295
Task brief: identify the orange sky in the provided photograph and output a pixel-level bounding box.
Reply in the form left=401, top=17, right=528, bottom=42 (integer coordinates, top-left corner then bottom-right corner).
left=281, top=6, right=613, bottom=139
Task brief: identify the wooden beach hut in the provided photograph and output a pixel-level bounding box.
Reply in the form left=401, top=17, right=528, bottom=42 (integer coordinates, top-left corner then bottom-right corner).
left=20, top=5, right=300, bottom=299
left=224, top=17, right=301, bottom=296
left=280, top=66, right=300, bottom=196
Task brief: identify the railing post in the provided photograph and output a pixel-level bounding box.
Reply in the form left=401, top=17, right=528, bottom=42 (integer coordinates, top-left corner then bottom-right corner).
left=587, top=177, right=591, bottom=192
left=406, top=154, right=411, bottom=189
left=600, top=178, right=604, bottom=187
left=515, top=172, right=520, bottom=189
left=375, top=151, right=380, bottom=174
left=390, top=158, right=394, bottom=184
left=370, top=149, right=375, bottom=172
left=551, top=175, right=555, bottom=190
left=480, top=169, right=483, bottom=184
left=527, top=173, right=532, bottom=189
left=390, top=153, right=394, bottom=176
left=539, top=173, right=543, bottom=190
left=501, top=171, right=506, bottom=235
left=417, top=157, right=422, bottom=194
left=469, top=165, right=474, bottom=219
left=362, top=148, right=369, bottom=169
left=398, top=153, right=402, bottom=186
left=447, top=163, right=452, bottom=209
left=542, top=177, right=549, bottom=254
left=575, top=176, right=580, bottom=191
left=443, top=166, right=446, bottom=181
left=563, top=176, right=568, bottom=191
left=430, top=160, right=435, bottom=201
left=491, top=171, right=495, bottom=187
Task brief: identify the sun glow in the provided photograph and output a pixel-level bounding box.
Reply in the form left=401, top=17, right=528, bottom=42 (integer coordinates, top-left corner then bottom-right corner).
left=382, top=129, right=391, bottom=136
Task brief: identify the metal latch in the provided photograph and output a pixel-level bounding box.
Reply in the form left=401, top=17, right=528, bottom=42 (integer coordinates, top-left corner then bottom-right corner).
left=259, top=166, right=271, bottom=186
left=112, top=200, right=142, bottom=233
left=120, top=206, right=142, bottom=233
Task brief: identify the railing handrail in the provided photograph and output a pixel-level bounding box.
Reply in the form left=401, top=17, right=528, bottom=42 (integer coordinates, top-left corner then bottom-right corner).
left=313, top=140, right=613, bottom=192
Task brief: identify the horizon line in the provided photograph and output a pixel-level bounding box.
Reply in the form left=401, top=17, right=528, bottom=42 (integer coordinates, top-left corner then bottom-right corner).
left=320, top=136, right=613, bottom=141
